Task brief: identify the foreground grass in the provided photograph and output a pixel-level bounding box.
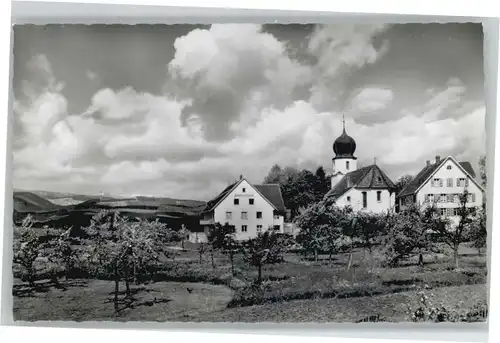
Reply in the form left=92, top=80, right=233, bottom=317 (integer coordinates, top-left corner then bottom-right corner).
left=13, top=279, right=233, bottom=322
left=12, top=243, right=488, bottom=322
left=175, top=284, right=487, bottom=323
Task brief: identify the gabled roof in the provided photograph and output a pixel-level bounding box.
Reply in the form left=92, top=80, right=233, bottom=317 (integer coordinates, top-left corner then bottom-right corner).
left=397, top=156, right=479, bottom=198
left=202, top=179, right=286, bottom=214
left=254, top=184, right=286, bottom=213
left=202, top=181, right=240, bottom=213
left=324, top=164, right=397, bottom=201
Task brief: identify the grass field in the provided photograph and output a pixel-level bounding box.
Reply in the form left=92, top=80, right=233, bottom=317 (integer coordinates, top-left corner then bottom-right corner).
left=12, top=243, right=488, bottom=323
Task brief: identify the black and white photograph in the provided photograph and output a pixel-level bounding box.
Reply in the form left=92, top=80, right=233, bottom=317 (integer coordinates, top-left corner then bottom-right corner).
left=10, top=22, right=488, bottom=323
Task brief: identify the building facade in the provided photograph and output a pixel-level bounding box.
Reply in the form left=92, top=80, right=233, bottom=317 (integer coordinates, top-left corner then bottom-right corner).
left=324, top=117, right=397, bottom=213
left=397, top=155, right=484, bottom=226
left=200, top=178, right=287, bottom=241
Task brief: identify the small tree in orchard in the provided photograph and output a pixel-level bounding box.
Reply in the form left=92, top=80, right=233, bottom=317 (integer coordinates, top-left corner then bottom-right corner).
left=197, top=242, right=206, bottom=264
left=207, top=222, right=236, bottom=269
left=432, top=189, right=477, bottom=269
left=241, top=231, right=282, bottom=284
left=356, top=212, right=387, bottom=257
left=467, top=205, right=487, bottom=255
left=222, top=231, right=239, bottom=276
left=338, top=206, right=362, bottom=271
left=13, top=215, right=43, bottom=287
left=294, top=197, right=337, bottom=262
left=383, top=203, right=437, bottom=267
left=48, top=227, right=80, bottom=280
left=83, top=210, right=132, bottom=312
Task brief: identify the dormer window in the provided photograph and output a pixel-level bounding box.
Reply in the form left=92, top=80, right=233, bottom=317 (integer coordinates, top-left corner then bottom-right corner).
left=242, top=188, right=246, bottom=193
left=447, top=165, right=452, bottom=170
left=346, top=161, right=350, bottom=170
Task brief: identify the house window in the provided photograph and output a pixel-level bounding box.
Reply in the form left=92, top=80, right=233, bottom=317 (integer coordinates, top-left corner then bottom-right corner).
left=432, top=178, right=442, bottom=187
left=471, top=193, right=476, bottom=202
left=346, top=161, right=350, bottom=170
left=241, top=212, right=248, bottom=220
left=249, top=198, right=254, bottom=205
left=242, top=188, right=246, bottom=193
left=446, top=208, right=453, bottom=217
left=447, top=194, right=454, bottom=202
left=425, top=194, right=435, bottom=203
left=362, top=192, right=367, bottom=208
left=347, top=196, right=351, bottom=202
left=234, top=198, right=239, bottom=205
left=257, top=225, right=263, bottom=233
left=440, top=208, right=447, bottom=216
left=273, top=225, right=280, bottom=231
left=447, top=165, right=452, bottom=170
left=256, top=211, right=262, bottom=219
left=447, top=178, right=453, bottom=187
left=225, top=211, right=232, bottom=220
left=457, top=178, right=468, bottom=187
left=241, top=225, right=248, bottom=232
left=377, top=191, right=382, bottom=202
left=453, top=208, right=460, bottom=216
left=440, top=194, right=447, bottom=203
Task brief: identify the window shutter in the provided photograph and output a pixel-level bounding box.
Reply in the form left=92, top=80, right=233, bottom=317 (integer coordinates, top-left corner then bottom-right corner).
left=457, top=179, right=460, bottom=187
left=439, top=179, right=443, bottom=187
left=472, top=193, right=476, bottom=202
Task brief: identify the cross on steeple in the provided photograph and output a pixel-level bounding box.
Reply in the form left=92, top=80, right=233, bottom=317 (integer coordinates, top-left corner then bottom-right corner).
left=374, top=157, right=377, bottom=165
left=342, top=114, right=346, bottom=132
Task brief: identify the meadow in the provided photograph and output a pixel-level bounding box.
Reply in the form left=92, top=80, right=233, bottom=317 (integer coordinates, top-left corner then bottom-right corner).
left=13, top=239, right=488, bottom=323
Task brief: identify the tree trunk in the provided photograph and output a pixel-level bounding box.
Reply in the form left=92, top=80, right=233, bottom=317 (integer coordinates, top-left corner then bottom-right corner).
left=182, top=240, right=185, bottom=249
left=230, top=253, right=235, bottom=276
left=199, top=251, right=203, bottom=264
left=347, top=252, right=353, bottom=271
left=418, top=253, right=424, bottom=267
left=329, top=250, right=333, bottom=262
left=133, top=261, right=139, bottom=285
left=314, top=249, right=318, bottom=262
left=453, top=245, right=460, bottom=269
left=257, top=264, right=262, bottom=284
left=114, top=264, right=119, bottom=313
left=124, top=262, right=131, bottom=298
left=28, top=266, right=35, bottom=288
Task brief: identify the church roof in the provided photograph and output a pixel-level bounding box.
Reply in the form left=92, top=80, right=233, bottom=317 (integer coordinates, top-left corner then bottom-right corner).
left=202, top=179, right=286, bottom=214
left=397, top=157, right=478, bottom=198
left=325, top=164, right=397, bottom=201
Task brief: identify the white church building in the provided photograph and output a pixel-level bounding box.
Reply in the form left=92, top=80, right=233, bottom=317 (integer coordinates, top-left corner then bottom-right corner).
left=324, top=117, right=397, bottom=213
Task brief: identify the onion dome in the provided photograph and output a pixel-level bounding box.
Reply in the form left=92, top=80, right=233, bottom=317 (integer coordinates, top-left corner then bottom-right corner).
left=333, top=115, right=356, bottom=158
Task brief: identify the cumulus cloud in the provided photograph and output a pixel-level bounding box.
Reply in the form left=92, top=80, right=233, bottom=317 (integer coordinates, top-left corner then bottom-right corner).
left=307, top=24, right=390, bottom=111
left=12, top=25, right=486, bottom=199
left=168, top=24, right=312, bottom=141
left=348, top=87, right=394, bottom=114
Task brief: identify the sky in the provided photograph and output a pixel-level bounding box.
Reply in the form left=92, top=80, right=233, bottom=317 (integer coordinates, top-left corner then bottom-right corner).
left=11, top=23, right=486, bottom=200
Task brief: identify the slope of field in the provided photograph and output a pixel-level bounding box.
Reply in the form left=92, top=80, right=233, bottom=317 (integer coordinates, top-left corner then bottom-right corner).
left=13, top=191, right=61, bottom=213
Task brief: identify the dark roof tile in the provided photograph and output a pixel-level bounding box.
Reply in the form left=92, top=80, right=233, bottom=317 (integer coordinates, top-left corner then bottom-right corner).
left=397, top=158, right=477, bottom=198
left=325, top=164, right=397, bottom=201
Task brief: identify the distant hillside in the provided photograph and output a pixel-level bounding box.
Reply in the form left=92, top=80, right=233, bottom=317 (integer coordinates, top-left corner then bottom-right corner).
left=13, top=191, right=62, bottom=213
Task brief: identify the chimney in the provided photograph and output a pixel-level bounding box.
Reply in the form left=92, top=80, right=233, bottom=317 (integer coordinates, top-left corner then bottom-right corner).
left=239, top=174, right=243, bottom=180
left=435, top=155, right=441, bottom=164
left=426, top=160, right=431, bottom=167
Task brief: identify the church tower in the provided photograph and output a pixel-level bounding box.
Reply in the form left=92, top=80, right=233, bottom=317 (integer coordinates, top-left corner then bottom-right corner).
left=331, top=115, right=357, bottom=189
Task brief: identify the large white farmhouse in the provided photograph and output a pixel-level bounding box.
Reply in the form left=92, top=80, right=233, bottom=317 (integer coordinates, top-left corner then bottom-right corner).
left=324, top=118, right=397, bottom=213
left=397, top=155, right=484, bottom=226
left=199, top=177, right=287, bottom=241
